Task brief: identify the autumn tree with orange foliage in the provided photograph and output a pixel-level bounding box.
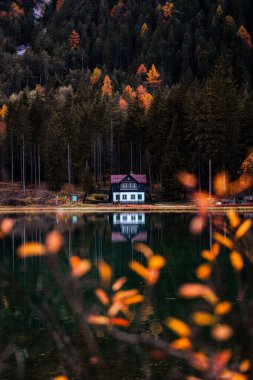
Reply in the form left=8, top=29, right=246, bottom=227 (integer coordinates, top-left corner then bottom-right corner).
left=101, top=75, right=113, bottom=97
left=68, top=30, right=81, bottom=49
left=147, top=64, right=161, bottom=85
left=137, top=64, right=147, bottom=75
left=56, top=0, right=64, bottom=12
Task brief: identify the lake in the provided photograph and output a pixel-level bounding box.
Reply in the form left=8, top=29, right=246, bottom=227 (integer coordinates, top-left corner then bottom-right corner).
left=0, top=212, right=248, bottom=379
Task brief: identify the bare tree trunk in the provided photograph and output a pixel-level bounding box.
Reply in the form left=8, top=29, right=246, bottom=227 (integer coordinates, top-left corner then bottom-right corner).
left=94, top=136, right=96, bottom=187
left=34, top=147, right=37, bottom=187
left=110, top=112, right=113, bottom=173
left=22, top=136, right=25, bottom=193
left=11, top=126, right=14, bottom=187
left=68, top=139, right=71, bottom=186
left=31, top=150, right=33, bottom=184
left=38, top=145, right=41, bottom=189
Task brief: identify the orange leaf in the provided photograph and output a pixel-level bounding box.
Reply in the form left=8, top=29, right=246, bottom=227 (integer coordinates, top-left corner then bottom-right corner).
left=70, top=256, right=92, bottom=277
left=213, top=171, right=229, bottom=197
left=1, top=218, right=14, bottom=235
left=177, top=172, right=198, bottom=188
left=170, top=337, right=192, bottom=351
left=134, top=243, right=153, bottom=259
left=178, top=283, right=218, bottom=304
left=17, top=242, right=46, bottom=257
left=190, top=215, right=206, bottom=234
left=53, top=376, right=69, bottom=380
left=201, top=244, right=220, bottom=261
left=107, top=301, right=125, bottom=317
left=45, top=230, right=63, bottom=254
left=129, top=260, right=149, bottom=279
left=87, top=315, right=110, bottom=325
left=113, top=289, right=139, bottom=302
left=192, top=311, right=216, bottom=326
left=98, top=260, right=112, bottom=286
left=239, top=359, right=251, bottom=373
left=214, top=301, right=232, bottom=316
left=227, top=209, right=240, bottom=229
left=189, top=352, right=209, bottom=372
left=123, top=294, right=144, bottom=305
left=211, top=324, right=233, bottom=341
left=95, top=289, right=110, bottom=306
left=110, top=317, right=130, bottom=327
left=235, top=219, right=252, bottom=240
left=221, top=371, right=247, bottom=380
left=213, top=232, right=233, bottom=249
left=148, top=255, right=166, bottom=270
left=167, top=317, right=192, bottom=337
left=196, top=263, right=212, bottom=280
left=112, top=276, right=127, bottom=291
left=211, top=350, right=232, bottom=378
left=230, top=251, right=244, bottom=272
left=146, top=268, right=160, bottom=285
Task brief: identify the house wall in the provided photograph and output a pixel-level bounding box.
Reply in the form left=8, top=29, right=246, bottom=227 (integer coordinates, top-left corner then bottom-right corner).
left=113, top=192, right=145, bottom=203
left=113, top=213, right=145, bottom=224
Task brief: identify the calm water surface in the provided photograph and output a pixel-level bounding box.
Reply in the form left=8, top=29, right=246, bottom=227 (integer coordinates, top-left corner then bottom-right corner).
left=0, top=212, right=237, bottom=379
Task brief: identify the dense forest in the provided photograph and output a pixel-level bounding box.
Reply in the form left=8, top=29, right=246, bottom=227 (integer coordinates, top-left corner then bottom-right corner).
left=0, top=0, right=253, bottom=197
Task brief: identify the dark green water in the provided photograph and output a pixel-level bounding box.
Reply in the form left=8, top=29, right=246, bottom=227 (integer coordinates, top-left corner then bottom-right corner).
left=0, top=212, right=239, bottom=379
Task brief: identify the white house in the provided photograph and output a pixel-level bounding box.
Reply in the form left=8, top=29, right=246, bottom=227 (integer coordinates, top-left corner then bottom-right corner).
left=110, top=173, right=147, bottom=204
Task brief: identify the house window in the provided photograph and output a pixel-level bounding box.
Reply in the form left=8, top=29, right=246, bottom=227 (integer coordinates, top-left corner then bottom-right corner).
left=131, top=215, right=136, bottom=221
left=138, top=194, right=143, bottom=200
left=131, top=194, right=135, bottom=200
left=138, top=214, right=142, bottom=221
left=123, top=216, right=127, bottom=221
left=115, top=194, right=119, bottom=201
left=120, top=183, right=137, bottom=190
left=122, top=194, right=127, bottom=200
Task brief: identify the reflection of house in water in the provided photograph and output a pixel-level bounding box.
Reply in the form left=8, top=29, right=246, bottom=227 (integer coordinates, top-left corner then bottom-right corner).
left=111, top=213, right=147, bottom=243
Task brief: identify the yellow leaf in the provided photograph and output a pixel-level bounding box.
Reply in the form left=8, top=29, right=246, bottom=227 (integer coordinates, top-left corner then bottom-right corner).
left=213, top=232, right=234, bottom=249
left=196, top=263, right=212, bottom=280
left=70, top=256, right=92, bottom=278
left=192, top=311, right=216, bottom=326
left=230, top=251, right=244, bottom=272
left=98, top=260, right=112, bottom=286
left=148, top=255, right=166, bottom=270
left=235, top=219, right=252, bottom=240
left=113, top=289, right=139, bottom=302
left=123, top=294, right=144, bottom=305
left=17, top=242, right=46, bottom=257
left=239, top=359, right=251, bottom=373
left=214, top=301, right=232, bottom=316
left=129, top=260, right=149, bottom=279
left=227, top=209, right=240, bottom=229
left=170, top=337, right=192, bottom=351
left=167, top=317, right=192, bottom=337
left=211, top=324, right=233, bottom=341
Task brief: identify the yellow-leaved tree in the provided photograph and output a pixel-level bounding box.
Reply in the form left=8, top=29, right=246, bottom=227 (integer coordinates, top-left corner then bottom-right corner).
left=90, top=67, right=102, bottom=85
left=147, top=64, right=161, bottom=85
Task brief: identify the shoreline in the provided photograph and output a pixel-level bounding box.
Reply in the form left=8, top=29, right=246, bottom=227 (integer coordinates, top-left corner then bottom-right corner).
left=1, top=204, right=253, bottom=214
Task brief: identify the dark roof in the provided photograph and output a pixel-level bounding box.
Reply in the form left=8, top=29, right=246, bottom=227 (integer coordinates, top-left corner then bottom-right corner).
left=111, top=174, right=147, bottom=184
